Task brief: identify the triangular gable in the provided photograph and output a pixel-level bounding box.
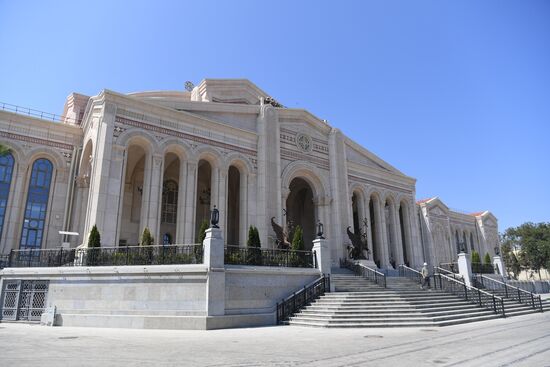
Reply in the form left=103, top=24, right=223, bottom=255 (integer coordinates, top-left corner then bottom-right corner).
left=344, top=138, right=406, bottom=176
left=420, top=197, right=450, bottom=216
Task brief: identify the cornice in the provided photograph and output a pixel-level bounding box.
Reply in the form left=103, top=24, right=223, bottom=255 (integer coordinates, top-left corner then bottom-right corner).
left=101, top=89, right=258, bottom=141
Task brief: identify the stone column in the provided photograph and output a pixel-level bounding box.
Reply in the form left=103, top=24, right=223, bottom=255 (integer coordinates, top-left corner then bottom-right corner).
left=183, top=161, right=197, bottom=243
left=493, top=256, right=507, bottom=278
left=239, top=172, right=248, bottom=246
left=215, top=168, right=227, bottom=243
left=377, top=200, right=389, bottom=268
left=203, top=227, right=225, bottom=316
left=3, top=161, right=28, bottom=252
left=392, top=202, right=404, bottom=266
left=312, top=237, right=334, bottom=291
left=457, top=252, right=473, bottom=287
left=175, top=160, right=187, bottom=244
left=145, top=154, right=163, bottom=243
left=365, top=200, right=374, bottom=261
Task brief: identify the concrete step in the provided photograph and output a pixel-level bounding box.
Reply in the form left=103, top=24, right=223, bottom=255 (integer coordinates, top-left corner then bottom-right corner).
left=290, top=273, right=545, bottom=329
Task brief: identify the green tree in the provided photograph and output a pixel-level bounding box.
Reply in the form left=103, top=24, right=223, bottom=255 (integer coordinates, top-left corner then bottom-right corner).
left=483, top=252, right=492, bottom=266
left=504, top=222, right=550, bottom=279
left=247, top=226, right=256, bottom=247
left=501, top=237, right=521, bottom=279
left=246, top=226, right=261, bottom=265
left=88, top=225, right=101, bottom=248
left=510, top=252, right=521, bottom=279
left=291, top=225, right=304, bottom=251
left=140, top=227, right=154, bottom=246
left=471, top=250, right=481, bottom=273
left=253, top=227, right=261, bottom=247
left=197, top=219, right=209, bottom=243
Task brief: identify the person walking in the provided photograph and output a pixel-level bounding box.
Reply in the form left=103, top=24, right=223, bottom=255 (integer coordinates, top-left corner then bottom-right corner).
left=420, top=262, right=429, bottom=290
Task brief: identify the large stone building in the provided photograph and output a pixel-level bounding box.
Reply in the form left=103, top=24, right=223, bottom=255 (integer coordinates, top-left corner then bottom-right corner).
left=0, top=79, right=499, bottom=268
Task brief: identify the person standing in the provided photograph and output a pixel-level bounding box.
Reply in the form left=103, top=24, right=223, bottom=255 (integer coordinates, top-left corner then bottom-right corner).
left=420, top=262, right=429, bottom=290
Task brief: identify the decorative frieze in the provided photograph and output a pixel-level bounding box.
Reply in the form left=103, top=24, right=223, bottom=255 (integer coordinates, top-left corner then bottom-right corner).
left=348, top=174, right=413, bottom=194
left=0, top=130, right=74, bottom=151
left=114, top=115, right=257, bottom=158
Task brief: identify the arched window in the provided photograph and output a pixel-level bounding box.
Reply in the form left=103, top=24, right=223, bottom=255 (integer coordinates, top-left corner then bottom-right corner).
left=161, top=180, right=178, bottom=224
left=20, top=158, right=53, bottom=250
left=0, top=152, right=15, bottom=240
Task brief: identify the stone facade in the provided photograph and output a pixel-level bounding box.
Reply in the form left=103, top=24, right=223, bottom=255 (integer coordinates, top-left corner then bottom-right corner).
left=0, top=79, right=497, bottom=268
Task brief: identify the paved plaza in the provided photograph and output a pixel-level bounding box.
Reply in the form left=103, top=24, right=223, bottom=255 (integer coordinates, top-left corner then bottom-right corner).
left=1, top=312, right=549, bottom=367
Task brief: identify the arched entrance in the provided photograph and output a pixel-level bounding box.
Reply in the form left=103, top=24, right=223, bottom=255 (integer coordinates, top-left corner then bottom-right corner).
left=160, top=152, right=180, bottom=245
left=286, top=177, right=315, bottom=250
left=226, top=165, right=240, bottom=246
left=120, top=144, right=147, bottom=245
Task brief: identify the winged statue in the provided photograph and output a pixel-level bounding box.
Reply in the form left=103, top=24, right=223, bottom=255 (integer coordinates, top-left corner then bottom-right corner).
left=347, top=226, right=368, bottom=260
left=271, top=217, right=291, bottom=249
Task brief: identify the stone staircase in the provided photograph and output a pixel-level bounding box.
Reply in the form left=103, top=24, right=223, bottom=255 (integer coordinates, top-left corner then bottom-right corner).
left=288, top=268, right=542, bottom=328
left=475, top=286, right=548, bottom=317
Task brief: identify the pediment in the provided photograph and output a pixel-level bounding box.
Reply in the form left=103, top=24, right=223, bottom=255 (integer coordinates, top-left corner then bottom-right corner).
left=280, top=122, right=328, bottom=142
left=345, top=141, right=404, bottom=176
left=425, top=197, right=450, bottom=215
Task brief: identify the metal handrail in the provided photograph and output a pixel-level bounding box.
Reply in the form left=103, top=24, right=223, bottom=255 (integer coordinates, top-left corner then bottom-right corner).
left=439, top=262, right=459, bottom=274
left=475, top=274, right=544, bottom=312
left=434, top=272, right=506, bottom=317
left=276, top=274, right=330, bottom=324
left=433, top=266, right=463, bottom=280
left=341, top=259, right=386, bottom=288
left=0, top=101, right=81, bottom=124
left=398, top=264, right=423, bottom=284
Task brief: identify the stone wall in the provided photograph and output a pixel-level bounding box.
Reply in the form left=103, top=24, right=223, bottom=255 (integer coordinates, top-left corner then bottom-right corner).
left=224, top=265, right=320, bottom=315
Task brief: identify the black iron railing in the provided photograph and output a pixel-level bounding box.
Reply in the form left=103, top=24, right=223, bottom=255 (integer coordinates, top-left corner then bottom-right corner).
left=224, top=246, right=315, bottom=268
left=433, top=266, right=464, bottom=281
left=0, top=254, right=11, bottom=269
left=439, top=262, right=459, bottom=274
left=433, top=273, right=506, bottom=317
left=471, top=263, right=495, bottom=274
left=341, top=259, right=386, bottom=288
left=398, top=264, right=423, bottom=284
left=473, top=274, right=544, bottom=312
left=4, top=244, right=203, bottom=268
left=276, top=275, right=330, bottom=324
left=0, top=101, right=81, bottom=124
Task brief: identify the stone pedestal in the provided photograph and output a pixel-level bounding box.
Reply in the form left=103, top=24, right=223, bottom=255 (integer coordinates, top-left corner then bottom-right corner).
left=457, top=252, right=472, bottom=287
left=312, top=238, right=334, bottom=291
left=203, top=227, right=225, bottom=316
left=493, top=256, right=507, bottom=278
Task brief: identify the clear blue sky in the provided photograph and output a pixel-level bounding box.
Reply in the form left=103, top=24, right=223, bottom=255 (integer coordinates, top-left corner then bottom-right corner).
left=1, top=0, right=549, bottom=231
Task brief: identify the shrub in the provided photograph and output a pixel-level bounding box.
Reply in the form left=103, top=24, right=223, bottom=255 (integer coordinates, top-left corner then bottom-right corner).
left=197, top=219, right=209, bottom=243
left=247, top=226, right=261, bottom=248
left=484, top=252, right=492, bottom=266
left=88, top=225, right=101, bottom=248
left=140, top=227, right=154, bottom=246
left=291, top=225, right=304, bottom=251
left=471, top=250, right=481, bottom=264
left=246, top=226, right=262, bottom=265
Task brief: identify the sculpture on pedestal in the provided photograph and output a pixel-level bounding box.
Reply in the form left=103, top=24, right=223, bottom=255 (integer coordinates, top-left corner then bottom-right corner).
left=346, top=219, right=370, bottom=260
left=271, top=214, right=293, bottom=249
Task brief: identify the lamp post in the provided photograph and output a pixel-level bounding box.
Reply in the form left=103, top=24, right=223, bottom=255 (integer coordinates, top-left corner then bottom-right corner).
left=316, top=221, right=324, bottom=239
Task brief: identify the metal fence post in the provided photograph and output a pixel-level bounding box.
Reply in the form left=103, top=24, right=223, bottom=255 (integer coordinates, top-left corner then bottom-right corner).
left=8, top=249, right=14, bottom=267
